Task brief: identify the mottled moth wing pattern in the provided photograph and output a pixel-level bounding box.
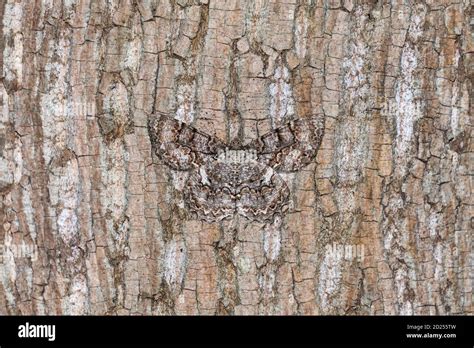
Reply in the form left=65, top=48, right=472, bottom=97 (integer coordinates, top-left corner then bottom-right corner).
left=148, top=114, right=324, bottom=222
left=148, top=115, right=225, bottom=170
left=252, top=116, right=325, bottom=172
left=184, top=162, right=291, bottom=223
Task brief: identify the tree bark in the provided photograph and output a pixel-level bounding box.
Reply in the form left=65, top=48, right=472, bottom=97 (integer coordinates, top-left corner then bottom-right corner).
left=0, top=0, right=472, bottom=315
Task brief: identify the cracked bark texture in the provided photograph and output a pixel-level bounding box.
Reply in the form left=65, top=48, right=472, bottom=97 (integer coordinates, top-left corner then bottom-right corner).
left=0, top=0, right=472, bottom=315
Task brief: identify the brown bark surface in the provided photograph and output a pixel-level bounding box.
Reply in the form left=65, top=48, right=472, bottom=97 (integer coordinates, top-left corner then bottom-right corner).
left=0, top=0, right=472, bottom=315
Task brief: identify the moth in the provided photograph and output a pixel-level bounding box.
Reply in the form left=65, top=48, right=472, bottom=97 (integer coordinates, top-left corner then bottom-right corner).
left=148, top=115, right=324, bottom=223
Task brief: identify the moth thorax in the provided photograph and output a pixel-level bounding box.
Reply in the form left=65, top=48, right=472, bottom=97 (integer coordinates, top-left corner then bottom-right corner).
left=217, top=148, right=257, bottom=164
